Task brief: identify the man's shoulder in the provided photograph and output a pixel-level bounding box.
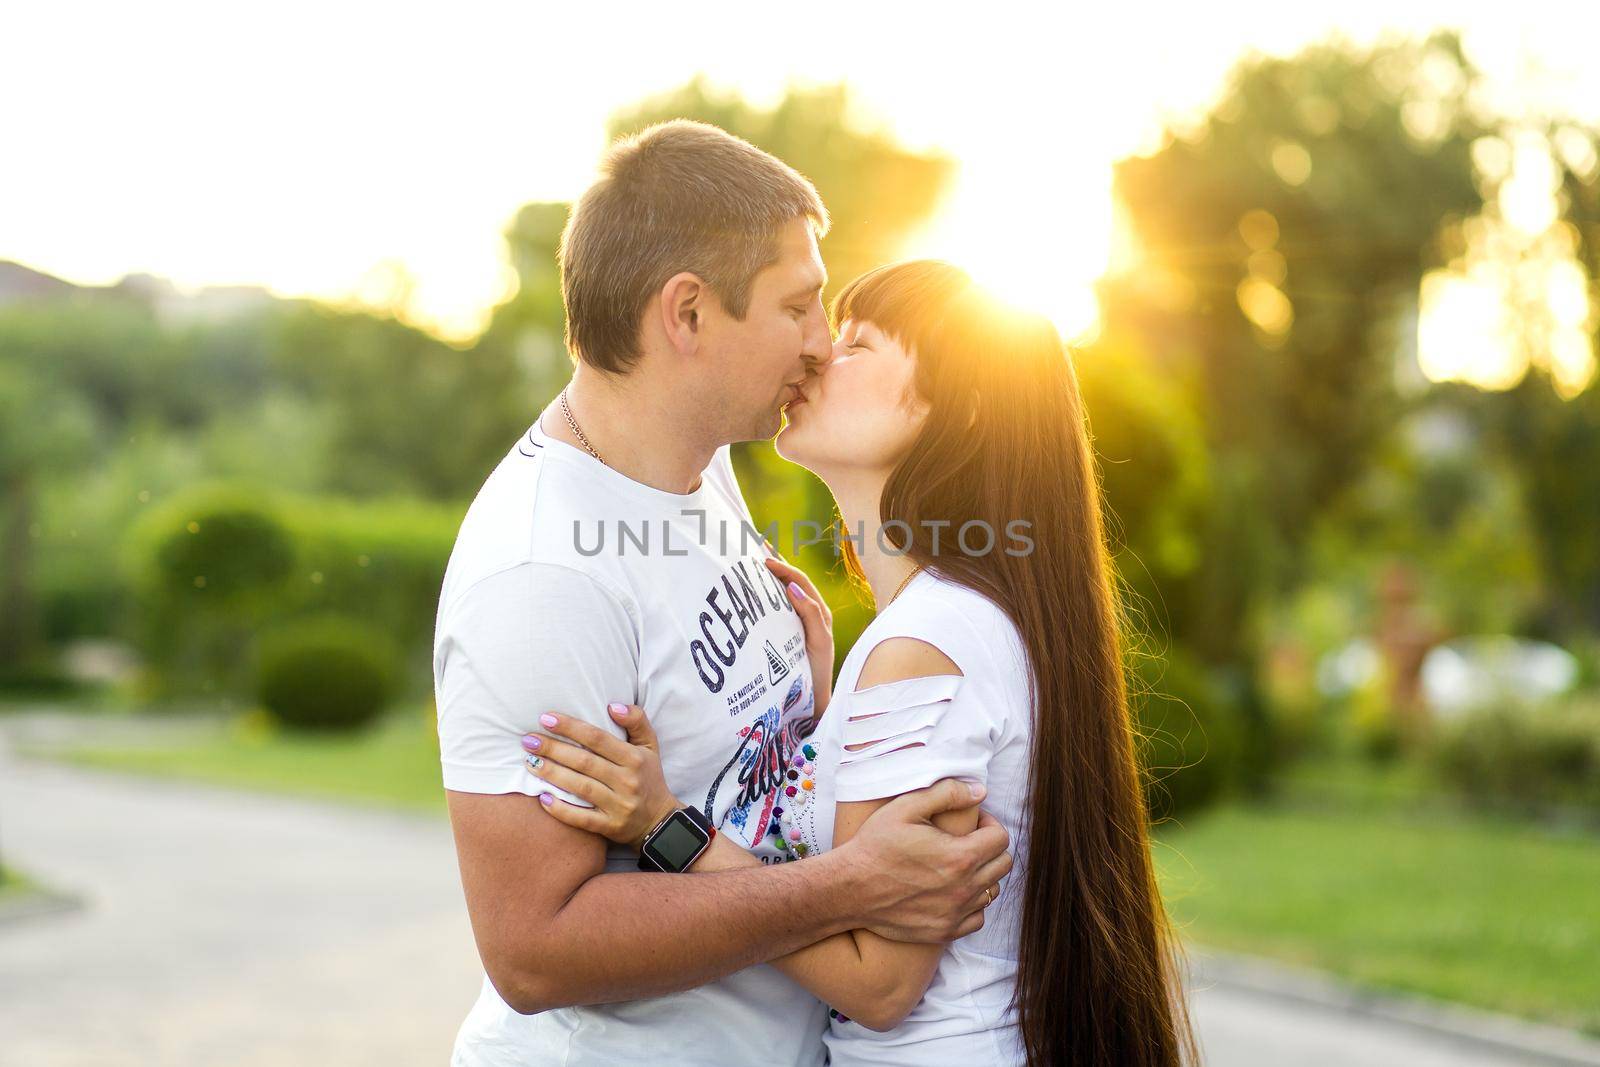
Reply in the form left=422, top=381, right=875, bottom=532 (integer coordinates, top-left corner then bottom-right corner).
left=440, top=436, right=629, bottom=615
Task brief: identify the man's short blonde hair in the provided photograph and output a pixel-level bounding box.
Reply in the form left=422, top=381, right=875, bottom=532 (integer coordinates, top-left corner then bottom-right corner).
left=559, top=119, right=829, bottom=373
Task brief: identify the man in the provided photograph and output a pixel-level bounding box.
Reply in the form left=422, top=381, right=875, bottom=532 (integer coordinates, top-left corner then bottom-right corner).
left=434, top=119, right=1012, bottom=1066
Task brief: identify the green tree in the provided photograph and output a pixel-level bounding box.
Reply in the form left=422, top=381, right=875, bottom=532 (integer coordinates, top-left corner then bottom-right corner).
left=471, top=201, right=573, bottom=410
left=0, top=351, right=92, bottom=668
left=1099, top=31, right=1490, bottom=664
left=1483, top=370, right=1600, bottom=636
left=269, top=303, right=532, bottom=500
left=0, top=296, right=235, bottom=668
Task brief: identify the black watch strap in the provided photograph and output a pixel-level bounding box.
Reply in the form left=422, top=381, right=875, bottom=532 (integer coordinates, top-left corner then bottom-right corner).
left=680, top=803, right=714, bottom=835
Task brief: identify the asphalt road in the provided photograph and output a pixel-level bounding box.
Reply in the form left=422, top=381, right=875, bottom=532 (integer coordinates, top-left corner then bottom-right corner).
left=1, top=738, right=1588, bottom=1066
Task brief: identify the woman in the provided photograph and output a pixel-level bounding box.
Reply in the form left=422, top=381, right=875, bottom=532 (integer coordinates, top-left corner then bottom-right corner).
left=521, top=260, right=1195, bottom=1066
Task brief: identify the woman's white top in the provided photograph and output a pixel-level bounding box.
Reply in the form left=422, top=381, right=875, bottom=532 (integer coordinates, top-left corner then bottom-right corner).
left=774, top=568, right=1033, bottom=1065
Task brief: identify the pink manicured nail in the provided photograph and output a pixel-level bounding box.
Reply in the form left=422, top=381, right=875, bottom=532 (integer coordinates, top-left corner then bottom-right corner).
left=539, top=713, right=558, bottom=728
left=787, top=581, right=804, bottom=600
left=539, top=793, right=553, bottom=806
left=520, top=734, right=541, bottom=752
left=608, top=703, right=628, bottom=719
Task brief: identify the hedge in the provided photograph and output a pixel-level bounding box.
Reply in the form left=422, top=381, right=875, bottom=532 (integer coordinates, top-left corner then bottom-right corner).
left=124, top=483, right=460, bottom=700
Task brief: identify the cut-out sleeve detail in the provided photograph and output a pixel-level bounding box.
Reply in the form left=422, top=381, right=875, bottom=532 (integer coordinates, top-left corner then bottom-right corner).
left=832, top=672, right=995, bottom=803
left=846, top=674, right=963, bottom=717
left=838, top=674, right=961, bottom=765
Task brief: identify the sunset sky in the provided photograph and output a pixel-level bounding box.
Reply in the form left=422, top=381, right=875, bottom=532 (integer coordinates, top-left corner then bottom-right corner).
left=6, top=1, right=1599, bottom=387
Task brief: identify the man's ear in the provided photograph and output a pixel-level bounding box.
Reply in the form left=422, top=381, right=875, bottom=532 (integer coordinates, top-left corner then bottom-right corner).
left=658, top=271, right=705, bottom=357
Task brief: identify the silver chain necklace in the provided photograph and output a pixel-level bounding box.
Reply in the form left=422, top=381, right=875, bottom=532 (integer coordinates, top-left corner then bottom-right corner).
left=559, top=387, right=605, bottom=466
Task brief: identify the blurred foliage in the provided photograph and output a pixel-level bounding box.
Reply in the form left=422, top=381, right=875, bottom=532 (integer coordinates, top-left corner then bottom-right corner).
left=1098, top=31, right=1490, bottom=667
left=255, top=615, right=401, bottom=732
left=1484, top=369, right=1600, bottom=636
left=1348, top=665, right=1406, bottom=762
left=1432, top=700, right=1600, bottom=819
left=270, top=303, right=532, bottom=500
left=124, top=484, right=457, bottom=699
left=1088, top=31, right=1600, bottom=801
left=2, top=43, right=1599, bottom=834
left=1076, top=341, right=1211, bottom=628
left=1131, top=648, right=1246, bottom=820
left=1, top=295, right=505, bottom=671
left=1, top=78, right=957, bottom=710
left=1301, top=388, right=1545, bottom=639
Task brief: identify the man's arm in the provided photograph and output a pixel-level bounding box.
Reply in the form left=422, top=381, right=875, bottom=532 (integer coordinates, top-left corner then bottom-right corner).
left=647, top=794, right=985, bottom=1029
left=437, top=563, right=1009, bottom=1015
left=449, top=780, right=1003, bottom=1014
left=649, top=639, right=988, bottom=1031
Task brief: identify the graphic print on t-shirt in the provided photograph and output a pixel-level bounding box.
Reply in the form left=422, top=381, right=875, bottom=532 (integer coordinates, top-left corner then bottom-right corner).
left=686, top=557, right=816, bottom=863
left=702, top=674, right=817, bottom=863
left=764, top=640, right=791, bottom=685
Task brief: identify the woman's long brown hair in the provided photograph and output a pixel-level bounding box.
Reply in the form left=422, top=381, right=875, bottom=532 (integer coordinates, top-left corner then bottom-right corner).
left=833, top=261, right=1195, bottom=1066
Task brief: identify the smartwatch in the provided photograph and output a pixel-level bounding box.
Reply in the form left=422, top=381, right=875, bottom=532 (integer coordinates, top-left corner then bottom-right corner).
left=637, top=805, right=717, bottom=872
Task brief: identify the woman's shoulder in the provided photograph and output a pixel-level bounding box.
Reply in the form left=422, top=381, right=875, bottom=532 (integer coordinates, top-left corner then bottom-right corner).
left=878, top=569, right=1028, bottom=680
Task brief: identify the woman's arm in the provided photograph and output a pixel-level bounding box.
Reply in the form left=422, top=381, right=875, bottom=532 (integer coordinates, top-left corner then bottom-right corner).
left=682, top=786, right=976, bottom=1030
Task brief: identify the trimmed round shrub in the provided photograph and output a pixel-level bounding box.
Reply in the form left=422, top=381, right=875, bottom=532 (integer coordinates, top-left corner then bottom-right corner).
left=1131, top=649, right=1245, bottom=820
left=141, top=490, right=296, bottom=602
left=124, top=484, right=454, bottom=699
left=278, top=494, right=456, bottom=685
left=255, top=616, right=400, bottom=732
left=124, top=485, right=299, bottom=695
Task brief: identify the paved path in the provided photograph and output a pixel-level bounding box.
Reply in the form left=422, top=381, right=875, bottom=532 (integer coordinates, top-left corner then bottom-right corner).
left=1192, top=975, right=1576, bottom=1067
left=0, top=756, right=480, bottom=1067
left=2, top=737, right=1594, bottom=1066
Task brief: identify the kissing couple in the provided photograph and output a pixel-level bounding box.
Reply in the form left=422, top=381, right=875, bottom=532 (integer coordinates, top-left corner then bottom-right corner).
left=433, top=119, right=1193, bottom=1067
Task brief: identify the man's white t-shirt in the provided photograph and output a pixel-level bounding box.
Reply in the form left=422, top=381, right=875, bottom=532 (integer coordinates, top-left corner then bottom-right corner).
left=433, top=412, right=827, bottom=1067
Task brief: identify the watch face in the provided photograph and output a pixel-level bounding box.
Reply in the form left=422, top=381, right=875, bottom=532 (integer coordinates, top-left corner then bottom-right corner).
left=648, top=813, right=709, bottom=870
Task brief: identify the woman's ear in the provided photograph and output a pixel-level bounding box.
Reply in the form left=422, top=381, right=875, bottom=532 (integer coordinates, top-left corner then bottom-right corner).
left=658, top=271, right=704, bottom=356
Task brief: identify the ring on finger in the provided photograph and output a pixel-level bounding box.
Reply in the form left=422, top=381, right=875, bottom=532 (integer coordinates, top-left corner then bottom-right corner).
left=982, top=886, right=994, bottom=908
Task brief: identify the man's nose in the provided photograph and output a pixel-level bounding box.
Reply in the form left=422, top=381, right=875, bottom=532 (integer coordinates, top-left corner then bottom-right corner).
left=801, top=316, right=835, bottom=370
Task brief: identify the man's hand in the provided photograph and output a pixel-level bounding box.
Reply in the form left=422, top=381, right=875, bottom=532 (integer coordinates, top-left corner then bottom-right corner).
left=835, top=778, right=1013, bottom=943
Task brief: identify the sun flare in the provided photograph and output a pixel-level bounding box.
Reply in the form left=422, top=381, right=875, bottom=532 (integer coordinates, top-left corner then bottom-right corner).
left=900, top=166, right=1110, bottom=345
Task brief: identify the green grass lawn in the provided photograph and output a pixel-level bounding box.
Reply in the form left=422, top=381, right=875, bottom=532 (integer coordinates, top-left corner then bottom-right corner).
left=1155, top=797, right=1600, bottom=1035
left=60, top=708, right=447, bottom=814
left=45, top=717, right=1600, bottom=1033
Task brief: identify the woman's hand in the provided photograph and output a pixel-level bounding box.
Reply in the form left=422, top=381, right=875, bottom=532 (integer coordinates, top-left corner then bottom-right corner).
left=522, top=703, right=682, bottom=852
left=764, top=547, right=834, bottom=718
